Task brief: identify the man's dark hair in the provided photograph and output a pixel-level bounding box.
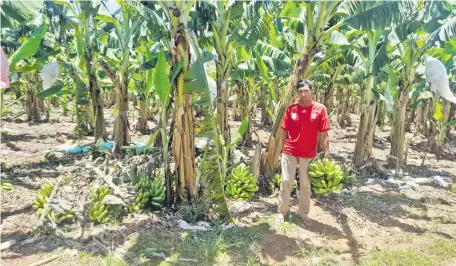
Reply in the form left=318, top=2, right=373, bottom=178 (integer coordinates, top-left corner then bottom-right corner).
left=296, top=79, right=312, bottom=90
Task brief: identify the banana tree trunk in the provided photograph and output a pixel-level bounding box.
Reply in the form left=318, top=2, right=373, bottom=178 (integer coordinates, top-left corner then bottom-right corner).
left=323, top=88, right=333, bottom=115
left=354, top=75, right=374, bottom=167
left=414, top=102, right=423, bottom=133
left=233, top=80, right=241, bottom=121
left=136, top=98, right=149, bottom=134
left=377, top=101, right=385, bottom=127
left=338, top=88, right=351, bottom=128
left=260, top=52, right=316, bottom=178
left=170, top=18, right=196, bottom=202
left=390, top=90, right=409, bottom=165
left=239, top=82, right=252, bottom=146
left=113, top=63, right=130, bottom=154
left=74, top=99, right=90, bottom=136
left=24, top=77, right=41, bottom=122
left=406, top=107, right=415, bottom=133
left=260, top=85, right=271, bottom=126
left=216, top=67, right=230, bottom=145
left=86, top=57, right=106, bottom=141
left=232, top=81, right=241, bottom=121
left=366, top=99, right=377, bottom=158
left=104, top=90, right=116, bottom=108
left=421, top=99, right=432, bottom=136
left=45, top=99, right=51, bottom=121
left=446, top=104, right=455, bottom=138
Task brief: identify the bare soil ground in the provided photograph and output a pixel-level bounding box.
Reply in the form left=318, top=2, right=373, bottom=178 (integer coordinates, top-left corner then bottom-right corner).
left=1, top=94, right=456, bottom=266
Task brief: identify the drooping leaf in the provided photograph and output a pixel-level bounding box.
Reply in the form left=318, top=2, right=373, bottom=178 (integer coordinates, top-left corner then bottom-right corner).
left=269, top=23, right=283, bottom=48
left=427, top=16, right=456, bottom=44
left=279, top=1, right=298, bottom=18
left=236, top=46, right=251, bottom=62
left=340, top=1, right=417, bottom=31
left=143, top=130, right=160, bottom=150
left=75, top=28, right=85, bottom=70
left=145, top=69, right=153, bottom=95
left=237, top=116, right=249, bottom=136
left=154, top=50, right=171, bottom=104
left=0, top=0, right=43, bottom=29
left=171, top=58, right=184, bottom=82
left=254, top=41, right=291, bottom=63
left=228, top=116, right=249, bottom=149
left=255, top=53, right=269, bottom=79
left=96, top=14, right=121, bottom=31
left=446, top=120, right=456, bottom=126
left=16, top=50, right=59, bottom=72
left=183, top=30, right=211, bottom=105
left=53, top=0, right=76, bottom=15
left=201, top=50, right=217, bottom=63
left=260, top=56, right=293, bottom=77
left=75, top=79, right=89, bottom=105
left=36, top=82, right=64, bottom=98
left=8, top=24, right=47, bottom=73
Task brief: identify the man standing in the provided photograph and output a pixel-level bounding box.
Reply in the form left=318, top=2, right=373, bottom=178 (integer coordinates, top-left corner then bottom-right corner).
left=277, top=79, right=330, bottom=224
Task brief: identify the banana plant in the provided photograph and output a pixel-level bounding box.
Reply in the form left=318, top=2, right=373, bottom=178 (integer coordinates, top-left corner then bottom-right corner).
left=141, top=1, right=214, bottom=205
left=5, top=23, right=50, bottom=122
left=188, top=1, right=274, bottom=150
left=38, top=0, right=108, bottom=140
left=386, top=1, right=456, bottom=164
left=337, top=0, right=418, bottom=167
left=96, top=0, right=144, bottom=154
left=426, top=39, right=456, bottom=157
left=156, top=0, right=199, bottom=202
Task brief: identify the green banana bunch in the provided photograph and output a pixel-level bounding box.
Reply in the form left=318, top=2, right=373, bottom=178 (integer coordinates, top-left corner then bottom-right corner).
left=89, top=186, right=113, bottom=202
left=1, top=178, right=13, bottom=191
left=37, top=208, right=75, bottom=224
left=149, top=179, right=165, bottom=209
left=33, top=181, right=75, bottom=224
left=225, top=164, right=259, bottom=200
left=127, top=177, right=150, bottom=213
left=89, top=201, right=112, bottom=223
left=125, top=173, right=165, bottom=212
left=32, top=181, right=54, bottom=210
left=88, top=186, right=116, bottom=224
left=308, top=159, right=344, bottom=196
left=269, top=173, right=281, bottom=193
left=273, top=174, right=281, bottom=188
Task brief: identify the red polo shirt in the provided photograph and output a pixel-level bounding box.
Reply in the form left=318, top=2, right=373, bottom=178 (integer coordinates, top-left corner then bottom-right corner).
left=280, top=102, right=330, bottom=158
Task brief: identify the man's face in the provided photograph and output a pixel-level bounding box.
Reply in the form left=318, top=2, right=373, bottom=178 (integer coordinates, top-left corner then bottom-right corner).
left=297, top=85, right=312, bottom=102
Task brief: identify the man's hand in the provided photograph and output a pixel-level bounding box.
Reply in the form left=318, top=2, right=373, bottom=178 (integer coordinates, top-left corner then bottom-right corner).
left=319, top=131, right=330, bottom=159
left=324, top=151, right=330, bottom=160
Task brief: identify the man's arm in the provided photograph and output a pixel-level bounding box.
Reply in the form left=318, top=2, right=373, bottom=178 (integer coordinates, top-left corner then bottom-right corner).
left=319, top=131, right=330, bottom=158
left=282, top=129, right=288, bottom=147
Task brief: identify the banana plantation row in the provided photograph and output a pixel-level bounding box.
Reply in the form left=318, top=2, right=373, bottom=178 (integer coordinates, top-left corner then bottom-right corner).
left=1, top=1, right=456, bottom=210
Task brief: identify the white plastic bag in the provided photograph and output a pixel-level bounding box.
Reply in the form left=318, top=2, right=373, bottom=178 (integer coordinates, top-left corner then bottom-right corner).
left=41, top=61, right=59, bottom=90
left=434, top=176, right=449, bottom=188
left=425, top=56, right=456, bottom=103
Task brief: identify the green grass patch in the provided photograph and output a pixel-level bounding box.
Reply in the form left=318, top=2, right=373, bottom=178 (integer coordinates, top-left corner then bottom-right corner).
left=77, top=251, right=128, bottom=266
left=360, top=239, right=456, bottom=266
left=293, top=246, right=341, bottom=266
left=130, top=222, right=271, bottom=265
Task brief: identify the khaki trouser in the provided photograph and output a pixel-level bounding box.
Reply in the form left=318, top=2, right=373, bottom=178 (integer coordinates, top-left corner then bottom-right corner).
left=278, top=154, right=311, bottom=215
